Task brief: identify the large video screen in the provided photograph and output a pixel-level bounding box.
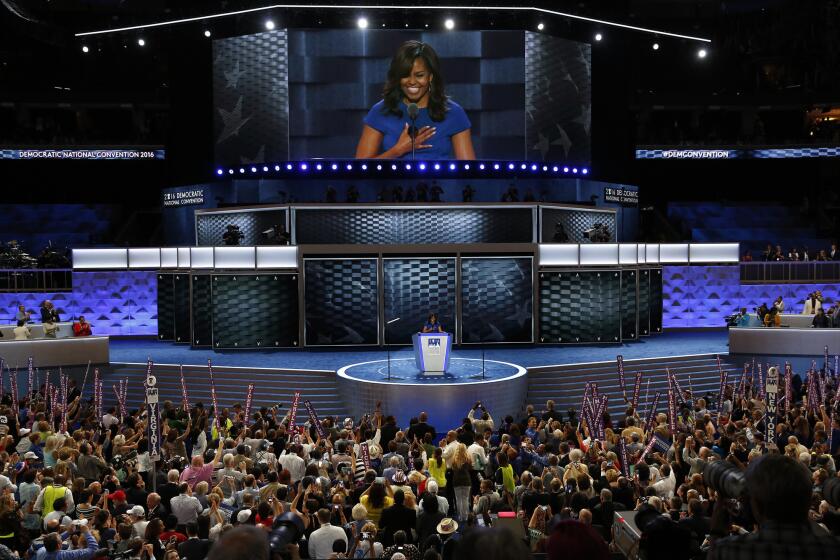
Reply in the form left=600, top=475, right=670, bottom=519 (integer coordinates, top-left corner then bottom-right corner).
left=213, top=29, right=590, bottom=163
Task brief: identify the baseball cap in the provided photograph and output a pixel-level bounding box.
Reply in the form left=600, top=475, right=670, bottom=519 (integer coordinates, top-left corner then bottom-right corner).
left=19, top=429, right=31, bottom=436
left=128, top=505, right=145, bottom=517
left=23, top=451, right=38, bottom=460
left=237, top=509, right=252, bottom=523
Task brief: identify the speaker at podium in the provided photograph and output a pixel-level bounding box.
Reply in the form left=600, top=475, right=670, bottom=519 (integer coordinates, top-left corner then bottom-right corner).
left=413, top=332, right=452, bottom=375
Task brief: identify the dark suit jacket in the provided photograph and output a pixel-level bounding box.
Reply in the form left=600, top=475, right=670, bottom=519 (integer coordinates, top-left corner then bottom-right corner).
left=40, top=307, right=59, bottom=324
left=380, top=503, right=417, bottom=546
left=178, top=537, right=211, bottom=560
left=416, top=510, right=445, bottom=546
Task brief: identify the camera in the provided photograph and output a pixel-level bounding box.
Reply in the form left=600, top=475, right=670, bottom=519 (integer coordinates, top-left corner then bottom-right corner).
left=582, top=223, right=611, bottom=243
left=268, top=512, right=305, bottom=554
left=703, top=461, right=746, bottom=499
left=222, top=224, right=245, bottom=246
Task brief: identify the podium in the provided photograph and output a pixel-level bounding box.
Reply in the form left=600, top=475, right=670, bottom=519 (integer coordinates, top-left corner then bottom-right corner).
left=412, top=332, right=452, bottom=375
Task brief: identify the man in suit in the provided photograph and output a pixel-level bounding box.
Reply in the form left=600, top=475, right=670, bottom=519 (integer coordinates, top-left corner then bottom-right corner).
left=40, top=300, right=60, bottom=324
left=178, top=522, right=211, bottom=560
left=407, top=412, right=436, bottom=443
left=830, top=243, right=839, bottom=261
left=379, top=489, right=417, bottom=547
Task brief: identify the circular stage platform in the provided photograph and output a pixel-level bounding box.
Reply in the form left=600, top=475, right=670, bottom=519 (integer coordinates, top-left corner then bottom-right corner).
left=337, top=358, right=527, bottom=428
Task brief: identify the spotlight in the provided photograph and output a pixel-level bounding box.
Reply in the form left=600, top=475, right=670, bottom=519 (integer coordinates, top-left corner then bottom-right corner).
left=652, top=42, right=660, bottom=50
left=346, top=163, right=353, bottom=170
left=520, top=163, right=527, bottom=170
left=419, top=163, right=426, bottom=170
left=250, top=166, right=257, bottom=173
left=286, top=163, right=293, bottom=170
left=697, top=48, right=708, bottom=59
left=300, top=163, right=308, bottom=171
left=552, top=166, right=558, bottom=172
left=493, top=163, right=500, bottom=170
left=391, top=164, right=397, bottom=170
left=449, top=163, right=456, bottom=170
left=444, top=19, right=455, bottom=30
left=405, top=163, right=412, bottom=170
left=479, top=163, right=485, bottom=170
left=137, top=38, right=146, bottom=46
left=216, top=169, right=223, bottom=175
left=82, top=45, right=89, bottom=53
left=331, top=163, right=338, bottom=170
left=274, top=165, right=280, bottom=171
left=464, top=163, right=470, bottom=170
left=204, top=30, right=212, bottom=38
left=239, top=168, right=245, bottom=173
left=376, top=164, right=382, bottom=170
left=316, top=163, right=322, bottom=170
left=542, top=165, right=548, bottom=171
left=262, top=166, right=269, bottom=172
left=434, top=163, right=441, bottom=170
left=594, top=33, right=603, bottom=41
left=361, top=164, right=368, bottom=170
left=537, top=23, right=545, bottom=31
left=582, top=168, right=589, bottom=175
left=228, top=169, right=234, bottom=174
left=265, top=20, right=275, bottom=30
left=572, top=167, right=578, bottom=173
left=563, top=166, right=569, bottom=172
left=508, top=163, right=515, bottom=170
left=357, top=17, right=368, bottom=29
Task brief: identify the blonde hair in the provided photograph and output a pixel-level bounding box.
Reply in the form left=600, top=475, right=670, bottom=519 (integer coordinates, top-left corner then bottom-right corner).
left=451, top=443, right=470, bottom=469
left=44, top=436, right=59, bottom=453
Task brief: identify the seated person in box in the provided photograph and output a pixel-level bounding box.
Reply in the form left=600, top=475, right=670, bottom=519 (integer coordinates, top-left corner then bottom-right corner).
left=73, top=316, right=92, bottom=337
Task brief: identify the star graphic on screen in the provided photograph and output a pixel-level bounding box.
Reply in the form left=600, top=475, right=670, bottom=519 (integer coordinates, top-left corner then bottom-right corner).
left=485, top=323, right=505, bottom=342
left=533, top=132, right=551, bottom=160
left=241, top=145, right=265, bottom=165
left=225, top=60, right=246, bottom=89
left=217, top=97, right=252, bottom=144
left=505, top=302, right=532, bottom=328
left=552, top=124, right=572, bottom=157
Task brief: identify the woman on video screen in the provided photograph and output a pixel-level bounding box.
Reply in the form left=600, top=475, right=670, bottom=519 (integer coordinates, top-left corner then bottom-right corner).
left=355, top=40, right=475, bottom=160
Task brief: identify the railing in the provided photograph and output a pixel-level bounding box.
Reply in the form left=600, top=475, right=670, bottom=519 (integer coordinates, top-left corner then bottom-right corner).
left=740, top=261, right=840, bottom=283
left=0, top=269, right=73, bottom=292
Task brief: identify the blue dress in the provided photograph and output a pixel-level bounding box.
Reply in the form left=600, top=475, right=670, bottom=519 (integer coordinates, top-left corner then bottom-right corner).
left=363, top=99, right=471, bottom=160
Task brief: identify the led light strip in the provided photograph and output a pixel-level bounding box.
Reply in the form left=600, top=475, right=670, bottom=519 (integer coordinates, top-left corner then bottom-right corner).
left=74, top=4, right=711, bottom=43
left=217, top=160, right=590, bottom=177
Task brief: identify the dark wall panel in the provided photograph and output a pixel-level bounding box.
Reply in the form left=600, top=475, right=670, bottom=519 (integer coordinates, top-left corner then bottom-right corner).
left=461, top=257, right=533, bottom=343
left=173, top=274, right=191, bottom=343
left=650, top=268, right=663, bottom=334
left=295, top=207, right=534, bottom=245
left=191, top=274, right=212, bottom=348
left=639, top=269, right=651, bottom=336
left=538, top=270, right=621, bottom=343
left=211, top=274, right=299, bottom=349
left=383, top=258, right=457, bottom=344
left=196, top=209, right=288, bottom=246
left=156, top=274, right=175, bottom=341
left=304, top=259, right=378, bottom=346
left=621, top=269, right=638, bottom=341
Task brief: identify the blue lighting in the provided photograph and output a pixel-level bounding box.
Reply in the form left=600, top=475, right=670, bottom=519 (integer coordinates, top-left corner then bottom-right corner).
left=239, top=168, right=245, bottom=174
left=508, top=163, right=515, bottom=170
left=563, top=167, right=569, bottom=173
left=251, top=167, right=257, bottom=173
left=464, top=163, right=470, bottom=170
left=346, top=163, right=353, bottom=170
left=479, top=163, right=485, bottom=170
left=274, top=165, right=281, bottom=171
left=531, top=164, right=538, bottom=171
left=582, top=168, right=589, bottom=175
left=377, top=164, right=382, bottom=170
left=286, top=163, right=293, bottom=170
left=552, top=166, right=558, bottom=172
left=494, top=163, right=500, bottom=170
left=331, top=163, right=338, bottom=170
left=405, top=163, right=412, bottom=170
left=542, top=165, right=548, bottom=171
left=228, top=169, right=234, bottom=175
left=361, top=164, right=368, bottom=170
left=434, top=163, right=441, bottom=170
left=216, top=169, right=223, bottom=175
left=572, top=167, right=578, bottom=173
left=316, top=163, right=322, bottom=170
left=391, top=164, right=397, bottom=170
left=300, top=163, right=308, bottom=171
left=449, top=163, right=456, bottom=170
left=263, top=166, right=269, bottom=172
left=419, top=163, right=426, bottom=170
left=520, top=163, right=527, bottom=170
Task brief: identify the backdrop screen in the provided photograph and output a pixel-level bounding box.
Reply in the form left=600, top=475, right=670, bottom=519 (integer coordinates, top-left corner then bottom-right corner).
left=213, top=29, right=591, bottom=163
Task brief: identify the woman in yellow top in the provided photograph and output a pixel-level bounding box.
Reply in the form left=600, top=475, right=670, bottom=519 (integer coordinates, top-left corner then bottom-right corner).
left=427, top=447, right=447, bottom=489
left=358, top=479, right=394, bottom=528
left=764, top=306, right=781, bottom=327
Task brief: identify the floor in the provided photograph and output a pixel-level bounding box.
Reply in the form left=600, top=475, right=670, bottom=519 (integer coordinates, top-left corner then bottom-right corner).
left=109, top=329, right=730, bottom=370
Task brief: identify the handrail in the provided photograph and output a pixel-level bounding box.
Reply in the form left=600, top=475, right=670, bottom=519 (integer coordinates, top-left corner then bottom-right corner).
left=740, top=261, right=840, bottom=283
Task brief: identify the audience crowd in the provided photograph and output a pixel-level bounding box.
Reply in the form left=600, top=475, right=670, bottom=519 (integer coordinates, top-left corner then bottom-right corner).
left=0, top=363, right=837, bottom=559
left=742, top=242, right=840, bottom=262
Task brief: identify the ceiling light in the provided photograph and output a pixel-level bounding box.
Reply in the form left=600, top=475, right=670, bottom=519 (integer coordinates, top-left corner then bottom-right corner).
left=357, top=17, right=368, bottom=29
left=265, top=20, right=275, bottom=30
left=444, top=19, right=455, bottom=30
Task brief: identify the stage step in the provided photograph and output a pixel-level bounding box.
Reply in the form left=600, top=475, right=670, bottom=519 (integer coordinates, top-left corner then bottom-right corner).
left=525, top=354, right=737, bottom=419
left=100, top=363, right=350, bottom=420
